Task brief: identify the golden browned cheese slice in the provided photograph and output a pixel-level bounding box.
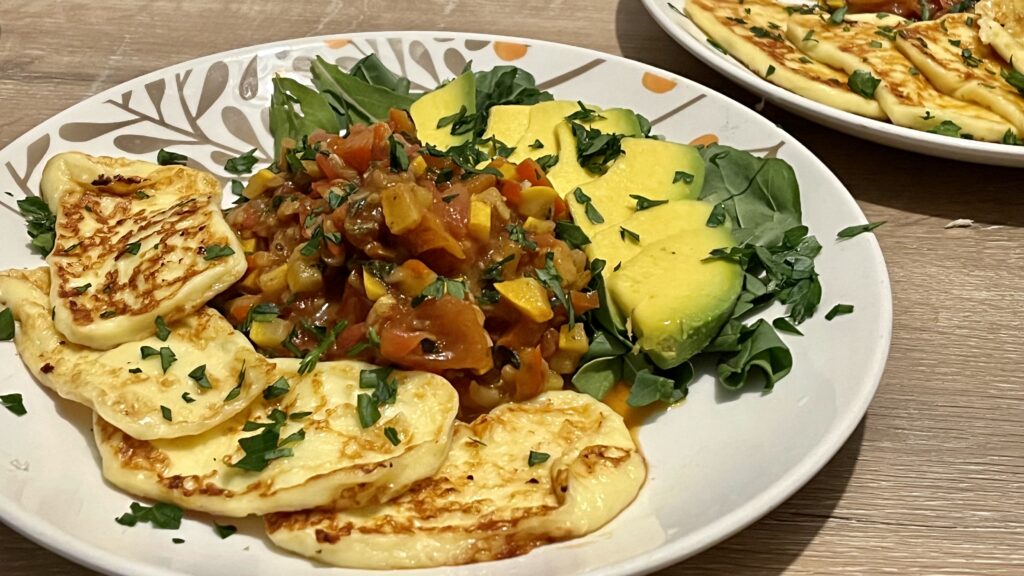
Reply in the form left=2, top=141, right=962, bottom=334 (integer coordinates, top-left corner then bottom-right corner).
left=787, top=14, right=1014, bottom=141
left=977, top=0, right=1024, bottom=73
left=685, top=0, right=886, bottom=119
left=264, top=390, right=646, bottom=569
left=0, top=267, right=275, bottom=439
left=895, top=13, right=1024, bottom=139
left=40, top=152, right=247, bottom=350
left=94, top=359, right=459, bottom=517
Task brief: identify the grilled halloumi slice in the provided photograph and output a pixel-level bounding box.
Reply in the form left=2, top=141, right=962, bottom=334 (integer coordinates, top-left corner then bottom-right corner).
left=0, top=267, right=275, bottom=440
left=264, top=391, right=645, bottom=569
left=895, top=14, right=1024, bottom=138
left=685, top=0, right=886, bottom=120
left=40, top=152, right=246, bottom=350
left=787, top=14, right=1014, bottom=141
left=977, top=0, right=1024, bottom=74
left=94, top=358, right=458, bottom=517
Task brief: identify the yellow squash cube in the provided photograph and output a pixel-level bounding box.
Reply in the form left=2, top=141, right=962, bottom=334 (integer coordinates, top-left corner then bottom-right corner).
left=517, top=185, right=559, bottom=219
left=494, top=277, right=553, bottom=322
left=363, top=267, right=389, bottom=301
left=469, top=200, right=492, bottom=241
left=558, top=323, right=589, bottom=355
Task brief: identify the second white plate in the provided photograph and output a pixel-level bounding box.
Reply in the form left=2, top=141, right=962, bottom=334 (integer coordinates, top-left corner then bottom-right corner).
left=642, top=0, right=1024, bottom=167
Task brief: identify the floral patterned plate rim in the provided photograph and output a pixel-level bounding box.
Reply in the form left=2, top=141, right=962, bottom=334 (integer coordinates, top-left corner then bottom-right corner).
left=0, top=31, right=891, bottom=576
left=641, top=0, right=1024, bottom=167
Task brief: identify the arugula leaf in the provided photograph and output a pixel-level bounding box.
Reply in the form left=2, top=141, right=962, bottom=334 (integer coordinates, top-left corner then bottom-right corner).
left=1, top=393, right=26, bottom=416
left=223, top=149, right=258, bottom=175
left=269, top=77, right=342, bottom=160
left=157, top=149, right=188, bottom=166
left=837, top=221, right=885, bottom=239
left=716, top=319, right=793, bottom=390
left=115, top=502, right=183, bottom=529
left=310, top=56, right=417, bottom=128
left=18, top=197, right=56, bottom=256
left=349, top=54, right=412, bottom=95
left=535, top=252, right=574, bottom=326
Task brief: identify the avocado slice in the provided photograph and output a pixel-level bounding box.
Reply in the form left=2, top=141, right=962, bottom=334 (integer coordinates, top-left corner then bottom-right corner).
left=607, top=222, right=742, bottom=369
left=410, top=71, right=476, bottom=150
left=546, top=109, right=642, bottom=193
left=507, top=100, right=580, bottom=162
left=482, top=105, right=532, bottom=148
left=567, top=138, right=706, bottom=238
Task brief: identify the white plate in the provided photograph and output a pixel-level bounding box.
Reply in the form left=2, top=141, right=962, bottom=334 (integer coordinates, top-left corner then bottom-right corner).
left=641, top=0, right=1024, bottom=168
left=0, top=31, right=892, bottom=576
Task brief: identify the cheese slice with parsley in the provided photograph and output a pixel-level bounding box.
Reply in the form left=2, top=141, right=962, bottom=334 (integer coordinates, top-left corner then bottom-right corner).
left=264, top=391, right=645, bottom=569
left=685, top=0, right=886, bottom=120
left=895, top=14, right=1024, bottom=140
left=40, top=152, right=246, bottom=350
left=94, top=358, right=458, bottom=517
left=977, top=0, right=1024, bottom=74
left=787, top=14, right=1014, bottom=141
left=0, top=267, right=274, bottom=440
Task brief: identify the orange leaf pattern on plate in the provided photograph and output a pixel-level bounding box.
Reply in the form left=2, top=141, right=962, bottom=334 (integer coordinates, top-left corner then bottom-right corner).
left=689, top=133, right=719, bottom=147
left=642, top=72, right=676, bottom=93
left=324, top=38, right=351, bottom=49
left=494, top=42, right=528, bottom=61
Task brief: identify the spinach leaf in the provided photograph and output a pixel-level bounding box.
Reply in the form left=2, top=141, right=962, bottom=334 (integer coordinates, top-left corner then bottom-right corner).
left=471, top=65, right=553, bottom=136
left=349, top=54, right=412, bottom=95
left=571, top=357, right=622, bottom=400
left=310, top=56, right=417, bottom=128
left=716, top=319, right=793, bottom=390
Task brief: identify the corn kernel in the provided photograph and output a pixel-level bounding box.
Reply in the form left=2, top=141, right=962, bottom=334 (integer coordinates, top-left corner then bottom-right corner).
left=469, top=200, right=492, bottom=241
left=494, top=277, right=553, bottom=322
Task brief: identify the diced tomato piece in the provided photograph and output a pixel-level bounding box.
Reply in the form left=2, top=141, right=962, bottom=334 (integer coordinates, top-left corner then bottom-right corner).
left=388, top=108, right=416, bottom=136
left=570, top=290, right=600, bottom=315
left=500, top=180, right=523, bottom=207
left=378, top=297, right=493, bottom=373
left=335, top=322, right=369, bottom=356
left=329, top=127, right=374, bottom=173
left=552, top=196, right=568, bottom=220
left=513, top=346, right=547, bottom=401
left=516, top=158, right=552, bottom=187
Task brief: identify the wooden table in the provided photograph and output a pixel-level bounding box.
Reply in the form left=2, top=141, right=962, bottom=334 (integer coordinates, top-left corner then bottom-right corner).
left=2, top=1, right=1022, bottom=574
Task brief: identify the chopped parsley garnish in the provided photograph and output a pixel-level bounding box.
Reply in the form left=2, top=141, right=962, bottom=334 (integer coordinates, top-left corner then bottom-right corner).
left=802, top=30, right=818, bottom=44
left=157, top=149, right=188, bottom=166
left=160, top=405, right=172, bottom=421
left=172, top=538, right=185, bottom=544
left=572, top=187, right=604, bottom=224
left=848, top=70, right=881, bottom=99
left=765, top=65, right=776, bottom=78
left=240, top=302, right=279, bottom=333
left=535, top=154, right=559, bottom=172
left=188, top=365, right=212, bottom=389
left=388, top=134, right=410, bottom=171
left=1004, top=129, right=1023, bottom=146
left=528, top=139, right=544, bottom=149
left=300, top=226, right=323, bottom=256
left=750, top=26, right=784, bottom=41
left=482, top=254, right=516, bottom=282
left=436, top=104, right=475, bottom=136
left=527, top=450, right=550, bottom=467
left=1, top=393, right=26, bottom=416
left=630, top=194, right=668, bottom=211
left=356, top=367, right=398, bottom=428
left=1002, top=68, right=1024, bottom=96
left=135, top=190, right=151, bottom=200
left=384, top=426, right=401, bottom=446
left=123, top=241, right=142, bottom=256
left=181, top=392, right=196, bottom=403
left=619, top=226, right=641, bottom=243
left=772, top=317, right=804, bottom=335
left=214, top=523, right=237, bottom=539
left=829, top=5, right=847, bottom=24
left=289, top=411, right=312, bottom=421
left=869, top=40, right=883, bottom=49
left=928, top=120, right=962, bottom=138
left=128, top=367, right=143, bottom=374
left=154, top=316, right=171, bottom=341
left=224, top=363, right=245, bottom=402
left=101, top=309, right=118, bottom=318
left=506, top=224, right=538, bottom=250
left=18, top=197, right=56, bottom=255
left=412, top=277, right=469, bottom=307
left=707, top=38, right=729, bottom=54
left=564, top=100, right=604, bottom=122
left=554, top=221, right=591, bottom=249
left=263, top=376, right=290, bottom=400
left=298, top=321, right=347, bottom=375
left=535, top=252, right=575, bottom=327
left=837, top=221, right=886, bottom=239
left=569, top=122, right=625, bottom=175
left=674, top=170, right=695, bottom=184
left=961, top=48, right=982, bottom=68
left=232, top=409, right=303, bottom=471
left=203, top=244, right=236, bottom=261
left=706, top=203, right=727, bottom=227
left=70, top=283, right=91, bottom=295
left=115, top=502, right=183, bottom=529
left=825, top=303, right=854, bottom=320
left=223, top=148, right=259, bottom=175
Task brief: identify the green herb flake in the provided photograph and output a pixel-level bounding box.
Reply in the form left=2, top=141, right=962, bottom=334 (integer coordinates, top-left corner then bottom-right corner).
left=123, top=241, right=142, bottom=256
left=829, top=5, right=848, bottom=24
left=630, top=194, right=669, bottom=211
left=766, top=65, right=776, bottom=78
left=188, top=364, right=212, bottom=389
left=837, top=221, right=886, bottom=239
left=1, top=393, right=26, bottom=416
left=825, top=303, right=854, bottom=320
left=535, top=154, right=559, bottom=172
left=160, top=405, right=172, bottom=421
left=848, top=69, right=881, bottom=98
left=772, top=317, right=804, bottom=335
left=157, top=149, right=188, bottom=166
left=388, top=134, right=410, bottom=172
left=18, top=197, right=56, bottom=256
left=673, top=171, right=695, bottom=184
left=154, top=316, right=171, bottom=341
left=298, top=321, right=347, bottom=375
left=554, top=221, right=591, bottom=249
left=115, top=502, right=183, bottom=529
left=928, top=120, right=962, bottom=138
left=263, top=376, right=290, bottom=400
left=203, top=244, right=236, bottom=261
left=619, top=227, right=640, bottom=243
left=384, top=426, right=401, bottom=446
left=181, top=391, right=195, bottom=404
left=224, top=363, right=245, bottom=402
left=214, top=523, right=238, bottom=539
left=128, top=367, right=143, bottom=374
left=535, top=251, right=575, bottom=327
left=223, top=148, right=259, bottom=175
left=506, top=224, right=538, bottom=251
left=527, top=450, right=550, bottom=467
left=528, top=139, right=544, bottom=149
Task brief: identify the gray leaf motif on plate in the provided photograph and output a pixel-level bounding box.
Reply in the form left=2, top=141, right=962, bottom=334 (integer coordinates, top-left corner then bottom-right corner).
left=113, top=134, right=192, bottom=154
left=238, top=55, right=260, bottom=101
left=145, top=79, right=167, bottom=120
left=59, top=119, right=143, bottom=143
left=3, top=133, right=50, bottom=197
left=221, top=106, right=269, bottom=158
left=195, top=61, right=230, bottom=120
left=444, top=48, right=468, bottom=78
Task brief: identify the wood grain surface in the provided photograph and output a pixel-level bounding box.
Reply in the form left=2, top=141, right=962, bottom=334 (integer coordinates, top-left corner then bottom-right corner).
left=1, top=1, right=1022, bottom=574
